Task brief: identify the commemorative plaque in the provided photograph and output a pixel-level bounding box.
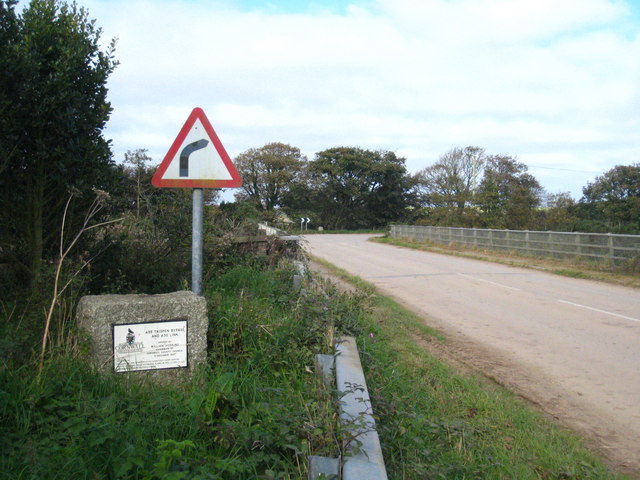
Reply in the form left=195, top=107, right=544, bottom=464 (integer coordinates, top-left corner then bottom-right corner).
left=113, top=319, right=188, bottom=373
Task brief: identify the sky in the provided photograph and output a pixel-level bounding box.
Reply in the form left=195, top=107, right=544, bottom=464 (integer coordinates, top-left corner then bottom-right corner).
left=58, top=0, right=640, bottom=199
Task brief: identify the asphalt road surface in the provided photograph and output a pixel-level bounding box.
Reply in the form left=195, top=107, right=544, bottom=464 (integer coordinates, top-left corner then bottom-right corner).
left=304, top=234, right=640, bottom=473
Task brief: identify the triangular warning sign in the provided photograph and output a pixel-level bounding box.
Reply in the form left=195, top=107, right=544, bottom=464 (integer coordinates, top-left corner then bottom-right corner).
left=152, top=107, right=243, bottom=188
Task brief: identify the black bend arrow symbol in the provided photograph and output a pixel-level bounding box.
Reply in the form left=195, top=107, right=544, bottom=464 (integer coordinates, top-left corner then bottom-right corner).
left=180, top=139, right=209, bottom=177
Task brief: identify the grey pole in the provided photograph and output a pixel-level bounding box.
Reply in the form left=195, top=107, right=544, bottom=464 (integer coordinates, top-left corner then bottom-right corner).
left=192, top=188, right=204, bottom=295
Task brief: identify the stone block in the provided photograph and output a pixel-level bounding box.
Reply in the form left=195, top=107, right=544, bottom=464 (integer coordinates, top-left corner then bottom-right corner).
left=76, top=290, right=207, bottom=384
left=315, top=353, right=335, bottom=388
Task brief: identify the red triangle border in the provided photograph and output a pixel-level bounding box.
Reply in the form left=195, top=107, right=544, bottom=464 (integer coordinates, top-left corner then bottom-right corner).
left=152, top=107, right=243, bottom=188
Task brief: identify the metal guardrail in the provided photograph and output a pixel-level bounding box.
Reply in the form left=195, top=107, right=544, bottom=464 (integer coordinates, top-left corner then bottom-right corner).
left=257, top=222, right=281, bottom=236
left=390, top=225, right=640, bottom=265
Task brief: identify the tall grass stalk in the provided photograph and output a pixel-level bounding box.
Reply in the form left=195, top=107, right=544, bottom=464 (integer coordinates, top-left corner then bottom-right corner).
left=38, top=189, right=122, bottom=376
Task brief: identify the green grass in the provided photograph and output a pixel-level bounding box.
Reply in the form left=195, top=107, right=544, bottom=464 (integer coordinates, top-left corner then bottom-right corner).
left=552, top=269, right=592, bottom=279
left=316, top=260, right=631, bottom=479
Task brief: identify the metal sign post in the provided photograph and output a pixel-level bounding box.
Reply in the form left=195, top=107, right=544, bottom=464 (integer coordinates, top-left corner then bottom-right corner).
left=192, top=188, right=204, bottom=295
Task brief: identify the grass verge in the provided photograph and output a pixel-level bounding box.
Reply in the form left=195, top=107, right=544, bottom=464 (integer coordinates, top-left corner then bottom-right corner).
left=313, top=257, right=632, bottom=479
left=0, top=257, right=364, bottom=479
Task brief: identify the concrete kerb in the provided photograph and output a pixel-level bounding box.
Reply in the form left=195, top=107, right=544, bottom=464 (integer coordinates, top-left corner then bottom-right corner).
left=315, top=354, right=335, bottom=388
left=292, top=259, right=310, bottom=294
left=308, top=456, right=340, bottom=480
left=305, top=261, right=387, bottom=479
left=311, top=337, right=388, bottom=480
left=336, top=336, right=388, bottom=480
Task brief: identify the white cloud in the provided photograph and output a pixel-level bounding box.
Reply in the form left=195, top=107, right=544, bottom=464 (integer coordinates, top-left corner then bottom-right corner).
left=81, top=0, right=640, bottom=198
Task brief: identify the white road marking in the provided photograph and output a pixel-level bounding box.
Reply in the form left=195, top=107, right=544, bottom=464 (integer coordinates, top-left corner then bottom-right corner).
left=457, top=273, right=522, bottom=291
left=558, top=300, right=640, bottom=323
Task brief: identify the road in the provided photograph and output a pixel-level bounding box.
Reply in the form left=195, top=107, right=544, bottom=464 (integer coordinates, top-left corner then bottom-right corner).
left=304, top=234, right=640, bottom=473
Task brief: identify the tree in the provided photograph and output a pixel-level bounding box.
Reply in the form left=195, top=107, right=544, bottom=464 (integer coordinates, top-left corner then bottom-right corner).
left=541, top=192, right=578, bottom=231
left=415, top=146, right=486, bottom=209
left=307, top=147, right=411, bottom=229
left=0, top=1, right=19, bottom=177
left=123, top=149, right=152, bottom=218
left=478, top=155, right=543, bottom=229
left=234, top=142, right=305, bottom=211
left=413, top=147, right=485, bottom=226
left=0, top=0, right=118, bottom=285
left=580, top=163, right=640, bottom=233
left=583, top=164, right=640, bottom=203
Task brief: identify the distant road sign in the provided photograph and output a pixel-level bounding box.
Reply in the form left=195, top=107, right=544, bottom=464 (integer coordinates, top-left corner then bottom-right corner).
left=152, top=107, right=242, bottom=188
left=300, top=217, right=311, bottom=231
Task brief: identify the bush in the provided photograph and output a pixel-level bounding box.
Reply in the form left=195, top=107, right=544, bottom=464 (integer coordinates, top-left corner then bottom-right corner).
left=88, top=214, right=190, bottom=294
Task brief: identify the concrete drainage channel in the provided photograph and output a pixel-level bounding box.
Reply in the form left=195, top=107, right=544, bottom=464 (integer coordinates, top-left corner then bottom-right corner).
left=310, top=337, right=388, bottom=480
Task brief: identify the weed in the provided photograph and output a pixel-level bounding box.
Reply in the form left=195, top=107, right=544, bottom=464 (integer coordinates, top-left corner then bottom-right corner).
left=553, top=269, right=591, bottom=279
left=39, top=189, right=122, bottom=375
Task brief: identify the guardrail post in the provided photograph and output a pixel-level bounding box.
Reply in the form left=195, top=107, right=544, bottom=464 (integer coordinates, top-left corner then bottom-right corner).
left=608, top=233, right=614, bottom=261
